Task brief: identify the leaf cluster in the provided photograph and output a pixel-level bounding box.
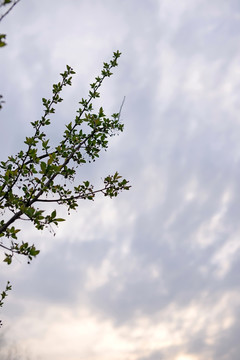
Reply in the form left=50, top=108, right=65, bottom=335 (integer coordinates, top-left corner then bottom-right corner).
left=0, top=51, right=130, bottom=265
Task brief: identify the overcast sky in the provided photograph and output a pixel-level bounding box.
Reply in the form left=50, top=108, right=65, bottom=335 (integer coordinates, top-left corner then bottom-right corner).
left=1, top=1, right=240, bottom=359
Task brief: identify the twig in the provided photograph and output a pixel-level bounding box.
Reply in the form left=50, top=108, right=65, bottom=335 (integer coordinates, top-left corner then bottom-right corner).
left=118, top=96, right=126, bottom=121
left=0, top=0, right=21, bottom=23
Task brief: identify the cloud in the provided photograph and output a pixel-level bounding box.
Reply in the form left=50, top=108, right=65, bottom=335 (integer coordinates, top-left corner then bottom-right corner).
left=1, top=0, right=240, bottom=359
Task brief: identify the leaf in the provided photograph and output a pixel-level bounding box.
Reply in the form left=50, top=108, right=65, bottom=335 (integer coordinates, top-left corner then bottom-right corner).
left=40, top=161, right=46, bottom=172
left=3, top=254, right=12, bottom=265
left=0, top=34, right=7, bottom=47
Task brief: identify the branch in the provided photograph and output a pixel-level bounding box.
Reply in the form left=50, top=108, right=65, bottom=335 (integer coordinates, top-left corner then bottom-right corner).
left=118, top=96, right=126, bottom=121
left=0, top=73, right=70, bottom=203
left=0, top=209, right=22, bottom=233
left=0, top=52, right=125, bottom=240
left=0, top=242, right=12, bottom=251
left=0, top=0, right=21, bottom=22
left=60, top=57, right=120, bottom=149
left=24, top=151, right=53, bottom=166
left=36, top=187, right=106, bottom=203
left=0, top=124, right=95, bottom=235
left=0, top=129, right=95, bottom=235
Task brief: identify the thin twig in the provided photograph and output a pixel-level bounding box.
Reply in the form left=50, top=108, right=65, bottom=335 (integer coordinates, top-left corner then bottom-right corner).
left=118, top=96, right=126, bottom=121
left=0, top=0, right=21, bottom=23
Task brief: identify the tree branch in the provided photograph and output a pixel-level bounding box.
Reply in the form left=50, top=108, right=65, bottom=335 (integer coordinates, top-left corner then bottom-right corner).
left=36, top=187, right=106, bottom=203
left=118, top=96, right=126, bottom=121
left=0, top=0, right=21, bottom=22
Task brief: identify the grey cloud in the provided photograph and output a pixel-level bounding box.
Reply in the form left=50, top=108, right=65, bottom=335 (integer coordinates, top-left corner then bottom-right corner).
left=1, top=1, right=240, bottom=359
left=170, top=1, right=240, bottom=60
left=13, top=239, right=112, bottom=304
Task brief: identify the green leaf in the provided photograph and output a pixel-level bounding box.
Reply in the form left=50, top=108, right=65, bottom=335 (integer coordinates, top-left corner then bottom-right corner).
left=3, top=254, right=12, bottom=265
left=40, top=161, right=47, bottom=172
left=0, top=34, right=7, bottom=47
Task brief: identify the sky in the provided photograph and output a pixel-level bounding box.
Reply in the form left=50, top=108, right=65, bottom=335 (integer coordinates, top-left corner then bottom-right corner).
left=1, top=0, right=240, bottom=359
